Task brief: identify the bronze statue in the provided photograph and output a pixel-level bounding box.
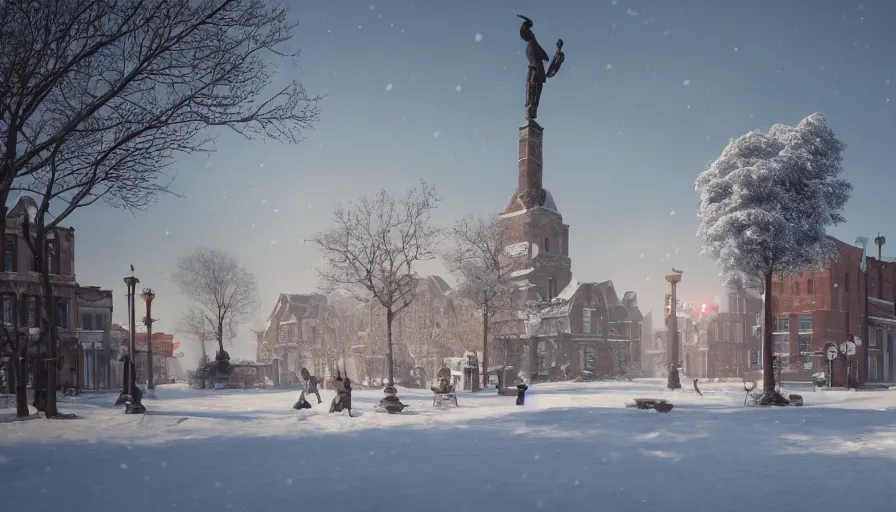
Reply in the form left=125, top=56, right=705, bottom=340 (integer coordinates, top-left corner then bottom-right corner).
left=518, top=15, right=565, bottom=120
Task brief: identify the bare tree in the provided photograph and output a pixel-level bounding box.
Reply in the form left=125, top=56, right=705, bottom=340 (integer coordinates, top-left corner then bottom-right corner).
left=446, top=213, right=515, bottom=388
left=311, top=183, right=441, bottom=409
left=172, top=248, right=260, bottom=374
left=1, top=0, right=321, bottom=417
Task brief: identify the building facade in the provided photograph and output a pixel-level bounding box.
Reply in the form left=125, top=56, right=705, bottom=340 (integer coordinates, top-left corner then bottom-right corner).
left=771, top=237, right=896, bottom=386
left=0, top=197, right=79, bottom=391
left=75, top=286, right=122, bottom=390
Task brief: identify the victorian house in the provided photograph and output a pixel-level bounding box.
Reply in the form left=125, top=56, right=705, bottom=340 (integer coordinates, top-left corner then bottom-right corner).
left=491, top=120, right=644, bottom=380
left=257, top=293, right=331, bottom=386
left=75, top=285, right=120, bottom=390
left=1, top=196, right=79, bottom=391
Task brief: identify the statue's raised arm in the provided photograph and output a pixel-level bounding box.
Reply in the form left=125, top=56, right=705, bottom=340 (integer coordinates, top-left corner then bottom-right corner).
left=546, top=39, right=565, bottom=78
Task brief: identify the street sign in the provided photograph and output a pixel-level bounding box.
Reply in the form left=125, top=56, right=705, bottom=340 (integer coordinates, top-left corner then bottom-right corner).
left=826, top=346, right=838, bottom=361
left=839, top=341, right=856, bottom=356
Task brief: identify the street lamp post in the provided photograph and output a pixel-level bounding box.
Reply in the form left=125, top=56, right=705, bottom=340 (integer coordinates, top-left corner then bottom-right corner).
left=123, top=269, right=145, bottom=414
left=665, top=270, right=684, bottom=390
left=141, top=288, right=156, bottom=396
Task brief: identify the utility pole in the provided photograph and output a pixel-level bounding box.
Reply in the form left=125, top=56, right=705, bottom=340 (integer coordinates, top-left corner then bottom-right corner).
left=665, top=269, right=684, bottom=389
left=141, top=288, right=157, bottom=396
left=123, top=268, right=145, bottom=414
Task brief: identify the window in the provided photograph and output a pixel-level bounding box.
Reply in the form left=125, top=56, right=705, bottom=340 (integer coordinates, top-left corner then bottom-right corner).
left=1, top=295, right=12, bottom=325
left=580, top=345, right=596, bottom=373
left=807, top=278, right=814, bottom=294
left=543, top=237, right=550, bottom=253
left=94, top=313, right=105, bottom=331
left=2, top=235, right=14, bottom=272
left=798, top=333, right=811, bottom=354
left=81, top=313, right=94, bottom=330
left=56, top=300, right=69, bottom=329
left=548, top=278, right=556, bottom=300
left=775, top=316, right=789, bottom=333
left=773, top=333, right=790, bottom=354
left=311, top=326, right=317, bottom=341
left=792, top=281, right=800, bottom=295
left=47, top=241, right=59, bottom=275
left=582, top=308, right=592, bottom=334
left=26, top=296, right=36, bottom=328
left=735, top=321, right=744, bottom=343
left=798, top=314, right=812, bottom=331
left=845, top=273, right=850, bottom=292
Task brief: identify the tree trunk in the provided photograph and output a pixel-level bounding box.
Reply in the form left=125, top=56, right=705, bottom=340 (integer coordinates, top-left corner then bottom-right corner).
left=482, top=300, right=489, bottom=389
left=14, top=352, right=29, bottom=417
left=762, top=270, right=776, bottom=394
left=39, top=228, right=59, bottom=417
left=386, top=308, right=395, bottom=387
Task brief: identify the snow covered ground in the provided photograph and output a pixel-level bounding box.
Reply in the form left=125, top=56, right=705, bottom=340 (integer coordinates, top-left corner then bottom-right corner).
left=1, top=380, right=895, bottom=512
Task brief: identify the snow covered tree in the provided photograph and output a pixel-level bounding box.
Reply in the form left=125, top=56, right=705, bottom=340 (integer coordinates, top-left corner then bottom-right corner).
left=445, top=213, right=515, bottom=388
left=173, top=249, right=260, bottom=375
left=695, top=113, right=851, bottom=403
left=311, top=182, right=441, bottom=410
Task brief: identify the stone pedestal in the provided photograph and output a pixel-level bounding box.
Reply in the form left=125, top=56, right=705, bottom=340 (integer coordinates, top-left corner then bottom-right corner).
left=377, top=386, right=407, bottom=414
left=505, top=120, right=547, bottom=213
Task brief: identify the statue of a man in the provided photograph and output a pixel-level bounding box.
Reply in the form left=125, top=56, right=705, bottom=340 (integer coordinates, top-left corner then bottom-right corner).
left=518, top=15, right=565, bottom=120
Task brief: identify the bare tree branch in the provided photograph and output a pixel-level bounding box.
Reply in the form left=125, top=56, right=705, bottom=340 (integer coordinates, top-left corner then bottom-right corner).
left=0, top=0, right=323, bottom=228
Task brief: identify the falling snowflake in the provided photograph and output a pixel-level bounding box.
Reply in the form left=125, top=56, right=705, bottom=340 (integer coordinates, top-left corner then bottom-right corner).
left=666, top=253, right=671, bottom=258
left=433, top=131, right=440, bottom=138
left=307, top=202, right=313, bottom=209
left=626, top=8, right=638, bottom=16
left=670, top=210, right=676, bottom=216
left=270, top=240, right=278, bottom=245
left=286, top=478, right=293, bottom=484
left=675, top=248, right=680, bottom=254
left=645, top=277, right=650, bottom=281
left=474, top=33, right=484, bottom=42
left=120, top=464, right=128, bottom=469
left=682, top=79, right=690, bottom=86
left=274, top=208, right=280, bottom=213
left=663, top=29, right=671, bottom=36
left=639, top=253, right=645, bottom=259
left=886, top=79, right=891, bottom=85
left=606, top=64, right=613, bottom=69
left=687, top=105, right=691, bottom=109
left=734, top=47, right=739, bottom=52
left=386, top=83, right=393, bottom=92
left=455, top=84, right=463, bottom=92
left=261, top=199, right=266, bottom=204
left=259, top=163, right=264, bottom=168
left=369, top=4, right=375, bottom=10
left=165, top=230, right=170, bottom=236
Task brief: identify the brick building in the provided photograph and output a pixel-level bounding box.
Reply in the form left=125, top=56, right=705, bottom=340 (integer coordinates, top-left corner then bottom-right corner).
left=492, top=119, right=644, bottom=379
left=772, top=237, right=896, bottom=386
left=677, top=290, right=762, bottom=379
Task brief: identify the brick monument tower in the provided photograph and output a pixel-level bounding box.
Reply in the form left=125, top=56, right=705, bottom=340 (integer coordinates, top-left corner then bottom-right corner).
left=500, top=15, right=570, bottom=304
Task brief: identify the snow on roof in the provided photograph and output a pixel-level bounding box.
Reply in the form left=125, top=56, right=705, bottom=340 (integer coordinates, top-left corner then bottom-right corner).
left=504, top=242, right=529, bottom=257
left=556, top=278, right=581, bottom=301
left=510, top=267, right=534, bottom=278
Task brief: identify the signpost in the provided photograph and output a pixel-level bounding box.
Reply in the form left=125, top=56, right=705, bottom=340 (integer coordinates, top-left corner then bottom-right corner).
left=826, top=345, right=838, bottom=388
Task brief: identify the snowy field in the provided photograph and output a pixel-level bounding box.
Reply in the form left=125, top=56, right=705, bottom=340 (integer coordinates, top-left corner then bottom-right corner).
left=2, top=380, right=895, bottom=512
